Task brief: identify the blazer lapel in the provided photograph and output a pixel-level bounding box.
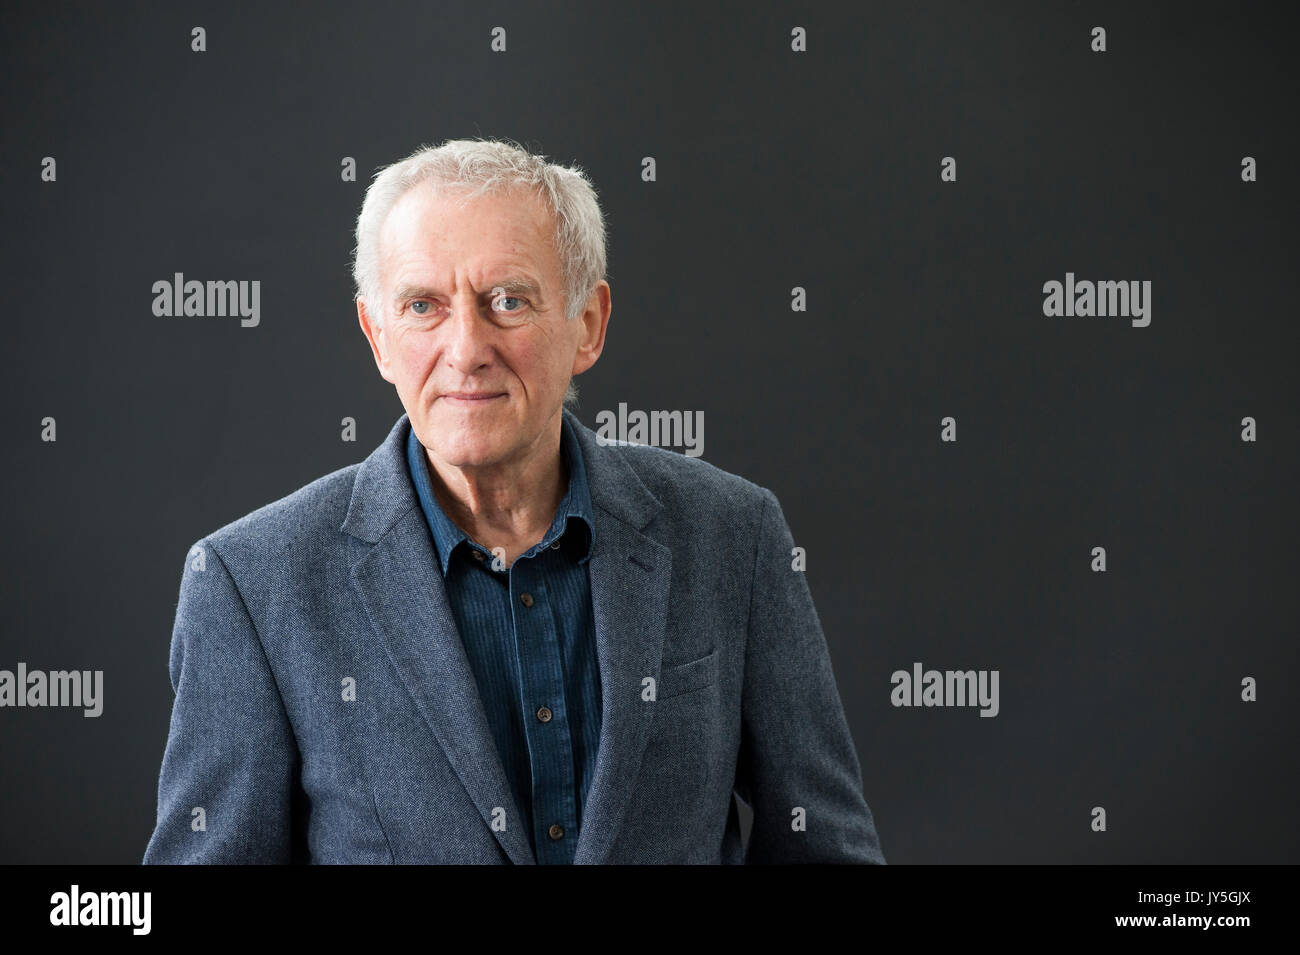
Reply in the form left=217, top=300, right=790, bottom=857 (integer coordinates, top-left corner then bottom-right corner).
left=341, top=415, right=534, bottom=865
left=340, top=411, right=673, bottom=866
left=571, top=516, right=672, bottom=863
left=565, top=411, right=673, bottom=864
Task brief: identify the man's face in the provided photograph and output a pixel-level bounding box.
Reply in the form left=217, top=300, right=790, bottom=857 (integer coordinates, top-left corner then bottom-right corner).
left=358, top=184, right=608, bottom=471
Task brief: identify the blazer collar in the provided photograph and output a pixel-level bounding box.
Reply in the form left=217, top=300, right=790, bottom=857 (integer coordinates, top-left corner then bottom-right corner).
left=341, top=407, right=661, bottom=543
left=341, top=408, right=672, bottom=864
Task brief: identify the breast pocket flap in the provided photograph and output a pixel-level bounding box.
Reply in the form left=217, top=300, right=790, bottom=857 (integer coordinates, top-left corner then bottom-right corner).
left=657, top=647, right=718, bottom=700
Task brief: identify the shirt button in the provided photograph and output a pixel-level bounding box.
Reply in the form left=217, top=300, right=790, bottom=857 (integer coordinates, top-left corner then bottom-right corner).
left=548, top=823, right=565, bottom=841
left=536, top=706, right=552, bottom=723
left=519, top=592, right=534, bottom=607
left=549, top=539, right=561, bottom=549
left=471, top=549, right=486, bottom=561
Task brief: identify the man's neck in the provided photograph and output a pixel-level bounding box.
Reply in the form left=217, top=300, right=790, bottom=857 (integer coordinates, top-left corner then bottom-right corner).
left=424, top=418, right=568, bottom=566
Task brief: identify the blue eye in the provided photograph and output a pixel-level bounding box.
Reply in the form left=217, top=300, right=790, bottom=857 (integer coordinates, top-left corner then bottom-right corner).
left=494, top=295, right=524, bottom=313
left=410, top=301, right=430, bottom=314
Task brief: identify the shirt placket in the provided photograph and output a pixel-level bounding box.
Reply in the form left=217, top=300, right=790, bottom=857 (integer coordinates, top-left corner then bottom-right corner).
left=509, top=555, right=579, bottom=863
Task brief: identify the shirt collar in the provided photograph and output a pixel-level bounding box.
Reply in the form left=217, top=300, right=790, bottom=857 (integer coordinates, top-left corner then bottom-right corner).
left=405, top=414, right=595, bottom=576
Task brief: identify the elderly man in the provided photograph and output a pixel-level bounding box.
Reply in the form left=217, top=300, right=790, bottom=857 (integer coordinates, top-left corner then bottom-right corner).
left=143, top=138, right=885, bottom=864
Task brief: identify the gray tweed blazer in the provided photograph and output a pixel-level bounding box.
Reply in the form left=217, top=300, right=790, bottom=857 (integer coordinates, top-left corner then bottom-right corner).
left=143, top=409, right=885, bottom=864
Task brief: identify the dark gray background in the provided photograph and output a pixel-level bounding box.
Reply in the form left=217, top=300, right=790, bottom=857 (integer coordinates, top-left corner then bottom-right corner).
left=1, top=0, right=1295, bottom=863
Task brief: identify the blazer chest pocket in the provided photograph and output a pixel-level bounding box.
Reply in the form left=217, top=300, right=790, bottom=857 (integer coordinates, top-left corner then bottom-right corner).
left=657, top=647, right=718, bottom=701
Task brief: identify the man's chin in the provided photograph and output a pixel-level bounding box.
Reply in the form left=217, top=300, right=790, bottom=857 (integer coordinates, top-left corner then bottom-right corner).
left=422, top=429, right=512, bottom=470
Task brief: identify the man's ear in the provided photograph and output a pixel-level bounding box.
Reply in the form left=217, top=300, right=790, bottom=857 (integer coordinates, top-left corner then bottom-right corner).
left=571, top=280, right=611, bottom=377
left=357, top=298, right=396, bottom=384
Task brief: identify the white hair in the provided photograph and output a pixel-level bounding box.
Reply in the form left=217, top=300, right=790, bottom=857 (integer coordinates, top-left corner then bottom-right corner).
left=351, top=137, right=608, bottom=408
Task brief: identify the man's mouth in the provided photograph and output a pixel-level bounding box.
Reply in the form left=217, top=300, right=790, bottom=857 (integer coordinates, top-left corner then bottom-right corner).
left=442, top=392, right=506, bottom=403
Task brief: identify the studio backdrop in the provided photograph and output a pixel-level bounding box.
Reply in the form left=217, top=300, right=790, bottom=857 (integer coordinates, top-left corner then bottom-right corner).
left=1, top=0, right=1295, bottom=863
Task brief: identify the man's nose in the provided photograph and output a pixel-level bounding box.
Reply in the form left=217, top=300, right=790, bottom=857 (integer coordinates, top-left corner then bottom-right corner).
left=442, top=293, right=497, bottom=369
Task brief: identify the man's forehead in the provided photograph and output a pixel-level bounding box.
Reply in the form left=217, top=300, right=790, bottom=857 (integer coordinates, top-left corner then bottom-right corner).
left=384, top=182, right=552, bottom=238
left=378, top=183, right=558, bottom=276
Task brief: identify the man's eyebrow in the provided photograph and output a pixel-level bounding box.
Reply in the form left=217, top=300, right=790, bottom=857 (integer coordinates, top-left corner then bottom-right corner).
left=391, top=279, right=542, bottom=305
left=487, top=278, right=542, bottom=297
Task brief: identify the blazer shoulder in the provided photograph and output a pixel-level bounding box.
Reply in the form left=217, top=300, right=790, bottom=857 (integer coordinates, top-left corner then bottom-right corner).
left=191, top=462, right=361, bottom=563
left=596, top=438, right=774, bottom=525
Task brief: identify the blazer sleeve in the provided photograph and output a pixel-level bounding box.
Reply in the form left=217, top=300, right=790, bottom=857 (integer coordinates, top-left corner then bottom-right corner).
left=734, top=488, right=886, bottom=863
left=143, top=539, right=302, bottom=863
